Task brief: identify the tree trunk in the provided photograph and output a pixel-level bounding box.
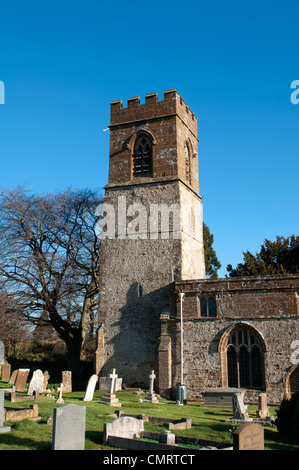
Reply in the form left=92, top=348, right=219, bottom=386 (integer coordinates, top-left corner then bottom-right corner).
left=65, top=334, right=83, bottom=379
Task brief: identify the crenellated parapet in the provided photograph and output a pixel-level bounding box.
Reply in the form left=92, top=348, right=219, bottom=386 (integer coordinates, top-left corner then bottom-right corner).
left=110, top=89, right=197, bottom=137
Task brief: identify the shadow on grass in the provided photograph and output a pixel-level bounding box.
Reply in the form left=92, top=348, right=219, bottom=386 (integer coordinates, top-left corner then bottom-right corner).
left=0, top=431, right=51, bottom=450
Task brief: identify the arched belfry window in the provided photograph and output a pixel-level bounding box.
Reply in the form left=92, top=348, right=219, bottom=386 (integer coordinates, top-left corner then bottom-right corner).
left=219, top=324, right=266, bottom=390
left=133, top=133, right=152, bottom=176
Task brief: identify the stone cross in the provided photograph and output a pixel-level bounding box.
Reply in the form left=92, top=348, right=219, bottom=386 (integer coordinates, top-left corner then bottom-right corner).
left=109, top=369, right=118, bottom=395
left=149, top=370, right=156, bottom=395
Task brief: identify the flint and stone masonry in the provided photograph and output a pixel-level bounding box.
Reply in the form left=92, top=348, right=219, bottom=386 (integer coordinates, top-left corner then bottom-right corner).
left=96, top=89, right=299, bottom=404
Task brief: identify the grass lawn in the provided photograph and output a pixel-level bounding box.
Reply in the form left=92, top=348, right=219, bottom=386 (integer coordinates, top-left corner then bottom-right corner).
left=1, top=380, right=299, bottom=451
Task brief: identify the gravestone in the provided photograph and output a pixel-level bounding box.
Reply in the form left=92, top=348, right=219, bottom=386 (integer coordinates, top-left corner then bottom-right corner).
left=99, top=376, right=122, bottom=392
left=256, top=393, right=270, bottom=419
left=201, top=387, right=245, bottom=408
left=99, top=369, right=121, bottom=407
left=0, top=341, right=4, bottom=364
left=8, top=370, right=18, bottom=385
left=28, top=369, right=44, bottom=395
left=103, top=416, right=144, bottom=444
left=52, top=404, right=86, bottom=450
left=15, top=369, right=30, bottom=392
left=83, top=374, right=98, bottom=401
left=232, top=392, right=249, bottom=420
left=144, top=370, right=159, bottom=403
left=0, top=389, right=11, bottom=433
left=1, top=363, right=11, bottom=382
left=159, top=430, right=175, bottom=445
left=43, top=371, right=50, bottom=392
left=62, top=371, right=72, bottom=393
left=233, top=423, right=264, bottom=450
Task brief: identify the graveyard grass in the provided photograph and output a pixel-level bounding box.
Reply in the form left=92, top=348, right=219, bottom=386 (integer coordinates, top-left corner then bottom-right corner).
left=1, top=380, right=298, bottom=451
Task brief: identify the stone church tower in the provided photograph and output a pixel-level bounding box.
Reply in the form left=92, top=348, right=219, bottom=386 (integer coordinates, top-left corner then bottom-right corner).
left=96, top=89, right=205, bottom=386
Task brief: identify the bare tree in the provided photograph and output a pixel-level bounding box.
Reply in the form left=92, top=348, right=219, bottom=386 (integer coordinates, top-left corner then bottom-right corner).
left=0, top=186, right=103, bottom=375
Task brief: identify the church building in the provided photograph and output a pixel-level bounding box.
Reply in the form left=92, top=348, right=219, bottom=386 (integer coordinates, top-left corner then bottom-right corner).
left=96, top=89, right=299, bottom=405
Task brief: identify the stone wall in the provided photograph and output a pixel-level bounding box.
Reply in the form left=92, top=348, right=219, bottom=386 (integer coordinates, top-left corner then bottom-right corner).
left=158, top=275, right=299, bottom=404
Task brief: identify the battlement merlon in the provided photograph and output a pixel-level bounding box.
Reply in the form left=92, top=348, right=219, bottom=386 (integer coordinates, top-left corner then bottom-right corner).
left=109, top=89, right=198, bottom=137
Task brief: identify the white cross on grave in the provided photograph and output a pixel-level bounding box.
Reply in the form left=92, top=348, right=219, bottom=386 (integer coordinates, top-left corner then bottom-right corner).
left=99, top=369, right=121, bottom=407
left=144, top=370, right=159, bottom=403
left=109, top=369, right=118, bottom=395
left=149, top=370, right=156, bottom=394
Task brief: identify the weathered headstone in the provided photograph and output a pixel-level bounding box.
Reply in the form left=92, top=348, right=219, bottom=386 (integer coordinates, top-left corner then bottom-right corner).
left=83, top=374, right=98, bottom=402
left=62, top=371, right=72, bottom=393
left=99, top=369, right=121, bottom=407
left=1, top=363, right=11, bottom=382
left=99, top=376, right=122, bottom=392
left=0, top=389, right=11, bottom=433
left=28, top=369, right=44, bottom=395
left=103, top=416, right=144, bottom=444
left=14, top=369, right=30, bottom=392
left=43, top=371, right=50, bottom=392
left=256, top=393, right=270, bottom=419
left=159, top=429, right=176, bottom=445
left=52, top=404, right=86, bottom=450
left=232, top=391, right=249, bottom=420
left=201, top=387, right=245, bottom=408
left=0, top=341, right=4, bottom=364
left=8, top=370, right=18, bottom=385
left=233, top=423, right=264, bottom=450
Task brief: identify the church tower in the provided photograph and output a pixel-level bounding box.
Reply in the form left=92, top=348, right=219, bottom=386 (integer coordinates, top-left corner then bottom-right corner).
left=96, top=89, right=205, bottom=388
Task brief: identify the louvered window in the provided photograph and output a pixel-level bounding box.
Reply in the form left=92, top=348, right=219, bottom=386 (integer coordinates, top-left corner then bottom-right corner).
left=133, top=135, right=152, bottom=176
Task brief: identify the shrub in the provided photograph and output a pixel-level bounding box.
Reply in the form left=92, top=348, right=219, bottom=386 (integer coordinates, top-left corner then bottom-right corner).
left=276, top=392, right=299, bottom=436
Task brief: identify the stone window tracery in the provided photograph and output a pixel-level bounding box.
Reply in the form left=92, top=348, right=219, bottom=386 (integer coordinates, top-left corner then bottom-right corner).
left=226, top=327, right=264, bottom=389
left=133, top=134, right=152, bottom=176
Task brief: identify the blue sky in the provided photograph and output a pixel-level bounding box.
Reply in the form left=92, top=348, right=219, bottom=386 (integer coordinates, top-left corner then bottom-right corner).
left=0, top=0, right=298, bottom=277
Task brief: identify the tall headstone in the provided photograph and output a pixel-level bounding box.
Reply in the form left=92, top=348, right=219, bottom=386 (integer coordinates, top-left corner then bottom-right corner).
left=83, top=374, right=98, bottom=402
left=28, top=369, right=44, bottom=395
left=256, top=393, right=270, bottom=419
left=62, top=371, right=72, bottom=393
left=233, top=423, right=264, bottom=450
left=14, top=369, right=30, bottom=392
left=8, top=370, right=18, bottom=385
left=43, top=371, right=50, bottom=392
left=0, top=389, right=11, bottom=433
left=52, top=404, right=86, bottom=450
left=1, top=363, right=11, bottom=382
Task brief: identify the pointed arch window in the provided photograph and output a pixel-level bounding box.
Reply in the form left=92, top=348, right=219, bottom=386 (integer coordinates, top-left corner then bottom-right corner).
left=226, top=326, right=265, bottom=390
left=133, top=134, right=152, bottom=176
